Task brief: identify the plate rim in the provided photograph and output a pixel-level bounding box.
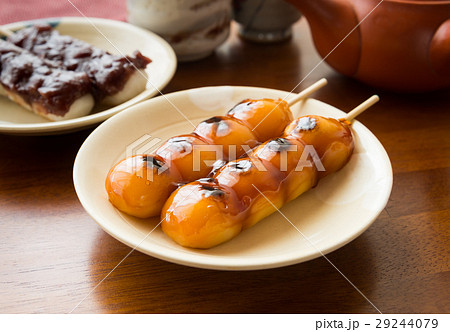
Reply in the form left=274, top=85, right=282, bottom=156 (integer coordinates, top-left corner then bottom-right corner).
left=0, top=16, right=177, bottom=135
left=73, top=86, right=393, bottom=271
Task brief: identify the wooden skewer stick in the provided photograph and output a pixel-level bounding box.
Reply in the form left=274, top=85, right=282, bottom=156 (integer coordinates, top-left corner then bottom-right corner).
left=0, top=27, right=13, bottom=38
left=344, top=95, right=380, bottom=122
left=287, top=78, right=328, bottom=106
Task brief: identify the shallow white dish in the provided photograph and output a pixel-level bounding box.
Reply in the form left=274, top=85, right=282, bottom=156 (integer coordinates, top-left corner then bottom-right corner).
left=0, top=17, right=177, bottom=135
left=73, top=86, right=393, bottom=271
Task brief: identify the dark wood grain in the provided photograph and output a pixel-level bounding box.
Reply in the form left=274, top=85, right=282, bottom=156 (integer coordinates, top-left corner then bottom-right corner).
left=0, top=20, right=449, bottom=314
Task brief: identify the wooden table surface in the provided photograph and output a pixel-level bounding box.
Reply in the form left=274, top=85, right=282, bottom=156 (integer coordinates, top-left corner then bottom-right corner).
left=1, top=19, right=449, bottom=314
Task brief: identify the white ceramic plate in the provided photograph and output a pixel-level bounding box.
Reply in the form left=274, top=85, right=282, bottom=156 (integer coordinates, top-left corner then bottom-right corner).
left=0, top=17, right=177, bottom=135
left=73, top=86, right=393, bottom=270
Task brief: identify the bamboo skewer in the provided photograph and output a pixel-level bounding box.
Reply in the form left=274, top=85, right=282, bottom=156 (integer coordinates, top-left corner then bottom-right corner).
left=287, top=78, right=328, bottom=106
left=344, top=95, right=380, bottom=122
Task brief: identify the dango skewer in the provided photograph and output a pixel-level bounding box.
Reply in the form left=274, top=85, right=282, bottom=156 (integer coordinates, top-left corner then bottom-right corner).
left=106, top=79, right=328, bottom=218
left=161, top=95, right=379, bottom=249
left=344, top=95, right=379, bottom=122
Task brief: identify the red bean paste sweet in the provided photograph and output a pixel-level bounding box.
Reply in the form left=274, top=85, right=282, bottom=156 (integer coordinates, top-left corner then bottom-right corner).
left=0, top=39, right=92, bottom=116
left=9, top=24, right=151, bottom=100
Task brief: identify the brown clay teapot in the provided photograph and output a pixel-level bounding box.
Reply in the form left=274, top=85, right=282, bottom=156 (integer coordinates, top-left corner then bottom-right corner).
left=286, top=0, right=450, bottom=92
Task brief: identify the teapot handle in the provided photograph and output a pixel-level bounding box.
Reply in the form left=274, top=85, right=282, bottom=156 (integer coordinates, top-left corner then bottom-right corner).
left=430, top=19, right=450, bottom=77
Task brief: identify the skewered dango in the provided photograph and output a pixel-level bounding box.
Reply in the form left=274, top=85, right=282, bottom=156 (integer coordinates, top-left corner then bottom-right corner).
left=161, top=96, right=379, bottom=249
left=161, top=178, right=244, bottom=249
left=249, top=137, right=318, bottom=204
left=284, top=115, right=353, bottom=178
left=193, top=116, right=259, bottom=160
left=227, top=98, right=294, bottom=142
left=106, top=99, right=291, bottom=218
left=106, top=155, right=181, bottom=218
left=155, top=134, right=219, bottom=182
left=105, top=79, right=328, bottom=218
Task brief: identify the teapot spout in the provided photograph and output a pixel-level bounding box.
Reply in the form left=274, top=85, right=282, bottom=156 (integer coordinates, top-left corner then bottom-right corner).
left=286, top=0, right=361, bottom=76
